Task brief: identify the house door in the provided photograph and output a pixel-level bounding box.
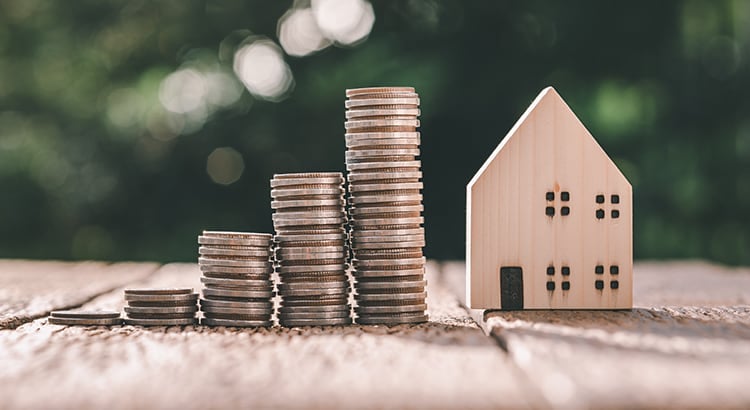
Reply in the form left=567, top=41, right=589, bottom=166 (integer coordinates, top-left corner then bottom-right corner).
left=500, top=266, right=524, bottom=310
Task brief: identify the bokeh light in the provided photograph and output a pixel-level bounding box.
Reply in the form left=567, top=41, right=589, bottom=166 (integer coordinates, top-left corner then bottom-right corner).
left=206, top=147, right=245, bottom=185
left=233, top=38, right=294, bottom=101
left=311, top=0, right=375, bottom=46
left=278, top=7, right=331, bottom=57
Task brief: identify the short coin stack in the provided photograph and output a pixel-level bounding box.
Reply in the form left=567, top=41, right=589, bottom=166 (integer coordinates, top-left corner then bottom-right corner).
left=198, top=231, right=274, bottom=327
left=48, top=310, right=122, bottom=326
left=123, top=288, right=199, bottom=326
left=344, top=86, right=428, bottom=325
left=271, top=172, right=352, bottom=327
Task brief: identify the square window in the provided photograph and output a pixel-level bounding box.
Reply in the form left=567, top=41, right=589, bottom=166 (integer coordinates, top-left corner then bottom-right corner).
left=562, top=281, right=570, bottom=290
left=546, top=206, right=555, bottom=216
left=561, top=191, right=570, bottom=201
left=611, top=194, right=620, bottom=204
left=610, top=280, right=619, bottom=289
left=546, top=266, right=555, bottom=276
left=546, top=192, right=554, bottom=201
left=595, top=265, right=604, bottom=274
left=610, top=265, right=619, bottom=275
left=596, top=209, right=605, bottom=219
left=595, top=280, right=604, bottom=290
left=561, top=206, right=570, bottom=216
left=546, top=281, right=555, bottom=291
left=611, top=210, right=620, bottom=219
left=561, top=266, right=570, bottom=276
left=596, top=194, right=605, bottom=204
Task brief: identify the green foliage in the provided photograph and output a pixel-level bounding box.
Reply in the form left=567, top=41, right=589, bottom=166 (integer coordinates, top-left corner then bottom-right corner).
left=1, top=0, right=748, bottom=264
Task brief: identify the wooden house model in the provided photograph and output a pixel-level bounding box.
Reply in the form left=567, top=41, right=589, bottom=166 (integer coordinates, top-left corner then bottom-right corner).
left=466, top=87, right=632, bottom=310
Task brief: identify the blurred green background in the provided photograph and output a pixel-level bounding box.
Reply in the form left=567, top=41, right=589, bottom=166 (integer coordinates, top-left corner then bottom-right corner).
left=1, top=0, right=749, bottom=264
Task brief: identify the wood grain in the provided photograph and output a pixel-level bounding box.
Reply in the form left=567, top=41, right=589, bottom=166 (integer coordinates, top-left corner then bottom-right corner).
left=0, top=260, right=157, bottom=329
left=466, top=87, right=632, bottom=310
left=450, top=261, right=750, bottom=409
left=0, top=261, right=541, bottom=410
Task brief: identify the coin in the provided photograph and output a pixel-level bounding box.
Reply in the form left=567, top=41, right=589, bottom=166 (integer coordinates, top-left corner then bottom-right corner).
left=346, top=160, right=421, bottom=172
left=126, top=312, right=197, bottom=320
left=203, top=288, right=274, bottom=299
left=279, top=317, right=353, bottom=327
left=198, top=246, right=270, bottom=258
left=355, top=292, right=427, bottom=302
left=355, top=304, right=427, bottom=314
left=347, top=171, right=422, bottom=182
left=277, top=264, right=347, bottom=274
left=352, top=267, right=426, bottom=278
left=346, top=87, right=415, bottom=96
left=345, top=97, right=420, bottom=109
left=200, top=277, right=272, bottom=288
left=50, top=310, right=121, bottom=319
left=124, top=306, right=198, bottom=314
left=278, top=305, right=350, bottom=313
left=201, top=318, right=271, bottom=327
left=271, top=198, right=346, bottom=209
left=124, top=293, right=199, bottom=302
left=355, top=313, right=428, bottom=325
left=345, top=119, right=420, bottom=129
left=345, top=108, right=421, bottom=119
left=200, top=265, right=274, bottom=275
left=352, top=257, right=426, bottom=267
left=202, top=231, right=273, bottom=240
left=124, top=288, right=193, bottom=295
left=200, top=298, right=273, bottom=309
left=278, top=281, right=349, bottom=290
left=199, top=306, right=272, bottom=316
left=354, top=280, right=427, bottom=290
left=124, top=318, right=198, bottom=326
left=278, top=310, right=351, bottom=320
left=48, top=317, right=123, bottom=326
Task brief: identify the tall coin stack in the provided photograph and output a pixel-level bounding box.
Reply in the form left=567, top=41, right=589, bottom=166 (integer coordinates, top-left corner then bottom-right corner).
left=271, top=173, right=353, bottom=327
left=344, top=86, right=428, bottom=325
left=198, top=231, right=274, bottom=327
left=123, top=288, right=199, bottom=326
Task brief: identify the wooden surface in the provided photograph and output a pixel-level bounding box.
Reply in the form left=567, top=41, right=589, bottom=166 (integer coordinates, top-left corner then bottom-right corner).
left=1, top=259, right=749, bottom=409
left=467, top=87, right=632, bottom=310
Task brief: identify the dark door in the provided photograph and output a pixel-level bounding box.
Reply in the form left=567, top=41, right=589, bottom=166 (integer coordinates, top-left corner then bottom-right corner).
left=500, top=267, right=524, bottom=310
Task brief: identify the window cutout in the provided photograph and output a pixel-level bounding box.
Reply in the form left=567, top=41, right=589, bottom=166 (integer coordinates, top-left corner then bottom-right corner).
left=610, top=280, right=619, bottom=289
left=561, top=266, right=570, bottom=276
left=596, top=194, right=605, bottom=204
left=546, top=206, right=555, bottom=216
left=596, top=209, right=605, bottom=219
left=561, top=191, right=570, bottom=201
left=610, top=265, right=619, bottom=275
left=546, top=281, right=555, bottom=291
left=611, top=210, right=620, bottom=219
left=561, top=206, right=570, bottom=216
left=611, top=194, right=620, bottom=204
left=546, top=266, right=555, bottom=276
left=546, top=192, right=554, bottom=201
left=595, top=280, right=604, bottom=290
left=595, top=265, right=604, bottom=274
left=562, top=281, right=570, bottom=290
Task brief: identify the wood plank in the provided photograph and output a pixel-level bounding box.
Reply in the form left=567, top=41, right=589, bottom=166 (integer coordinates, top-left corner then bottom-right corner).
left=446, top=260, right=750, bottom=409
left=0, top=261, right=543, bottom=409
left=0, top=260, right=158, bottom=329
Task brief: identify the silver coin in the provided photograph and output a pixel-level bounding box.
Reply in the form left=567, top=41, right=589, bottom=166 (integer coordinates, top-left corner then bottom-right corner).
left=271, top=176, right=344, bottom=188
left=205, top=284, right=274, bottom=293
left=348, top=194, right=423, bottom=205
left=350, top=217, right=424, bottom=227
left=351, top=232, right=424, bottom=242
left=124, top=293, right=199, bottom=302
left=200, top=277, right=271, bottom=288
left=345, top=107, right=420, bottom=119
left=278, top=287, right=350, bottom=297
left=124, top=318, right=198, bottom=326
left=200, top=265, right=274, bottom=275
left=202, top=231, right=273, bottom=240
left=345, top=86, right=415, bottom=96
left=345, top=131, right=419, bottom=139
left=345, top=97, right=419, bottom=108
left=273, top=172, right=342, bottom=179
left=349, top=183, right=423, bottom=193
left=271, top=198, right=346, bottom=209
left=270, top=187, right=344, bottom=197
left=277, top=264, right=347, bottom=274
left=199, top=305, right=272, bottom=316
left=279, top=317, right=353, bottom=327
left=278, top=310, right=351, bottom=320
left=352, top=257, right=425, bottom=267
left=352, top=267, right=426, bottom=278
left=198, top=257, right=271, bottom=268
left=356, top=313, right=428, bottom=325
left=125, top=312, right=197, bottom=320
left=345, top=118, right=420, bottom=129
left=50, top=310, right=121, bottom=319
left=276, top=245, right=346, bottom=255
left=124, top=306, right=198, bottom=314
left=356, top=292, right=427, bottom=302
left=271, top=210, right=345, bottom=220
left=198, top=246, right=270, bottom=258
left=355, top=280, right=427, bottom=290
left=203, top=288, right=274, bottom=299
left=281, top=299, right=349, bottom=307
left=352, top=241, right=425, bottom=250
left=355, top=304, right=427, bottom=314
left=274, top=232, right=347, bottom=242
left=198, top=236, right=273, bottom=247
left=201, top=318, right=271, bottom=327
left=276, top=252, right=346, bottom=262
left=345, top=148, right=420, bottom=158
left=48, top=317, right=123, bottom=326
left=278, top=281, right=349, bottom=291
left=347, top=171, right=423, bottom=183
left=278, top=305, right=350, bottom=313
left=124, top=288, right=193, bottom=295
left=351, top=227, right=424, bottom=238
left=200, top=298, right=273, bottom=310
left=272, top=217, right=347, bottom=227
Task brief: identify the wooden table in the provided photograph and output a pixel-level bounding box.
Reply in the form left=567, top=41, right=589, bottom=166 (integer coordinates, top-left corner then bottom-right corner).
left=1, top=260, right=748, bottom=409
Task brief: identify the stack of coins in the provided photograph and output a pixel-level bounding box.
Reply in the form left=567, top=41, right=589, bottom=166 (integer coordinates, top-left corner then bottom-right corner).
left=197, top=231, right=274, bottom=327
left=271, top=172, right=352, bottom=327
left=48, top=310, right=122, bottom=326
left=344, top=86, right=428, bottom=325
left=123, top=288, right=199, bottom=326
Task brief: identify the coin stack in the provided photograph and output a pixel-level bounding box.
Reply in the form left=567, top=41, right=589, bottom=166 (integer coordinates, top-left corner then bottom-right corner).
left=48, top=310, right=123, bottom=326
left=197, top=231, right=274, bottom=327
left=123, top=288, right=199, bottom=326
left=344, top=86, right=428, bottom=325
left=271, top=172, right=353, bottom=327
